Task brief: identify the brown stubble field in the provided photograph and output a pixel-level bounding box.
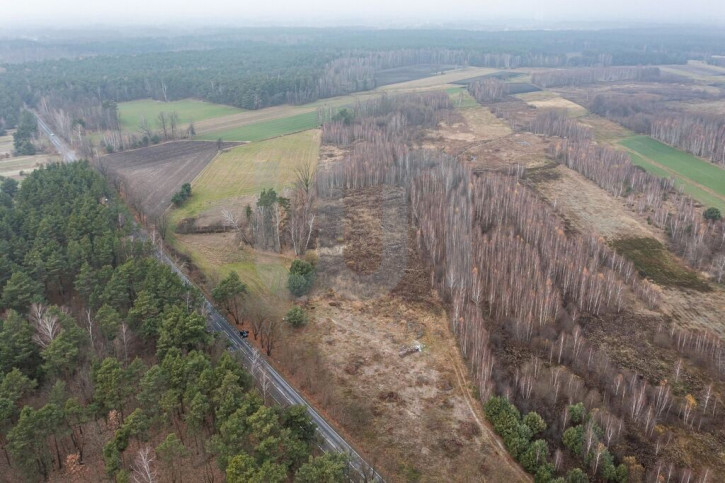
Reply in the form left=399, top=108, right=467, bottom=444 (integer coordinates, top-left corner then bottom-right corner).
left=97, top=141, right=239, bottom=220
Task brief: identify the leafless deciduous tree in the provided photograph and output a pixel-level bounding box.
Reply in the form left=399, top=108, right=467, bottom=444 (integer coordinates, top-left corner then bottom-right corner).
left=531, top=66, right=661, bottom=88
left=138, top=117, right=153, bottom=140
left=132, top=446, right=158, bottom=483
left=29, top=303, right=61, bottom=348
left=261, top=318, right=281, bottom=357
left=169, top=111, right=179, bottom=139
left=221, top=208, right=253, bottom=246
left=288, top=162, right=317, bottom=255
left=157, top=112, right=168, bottom=140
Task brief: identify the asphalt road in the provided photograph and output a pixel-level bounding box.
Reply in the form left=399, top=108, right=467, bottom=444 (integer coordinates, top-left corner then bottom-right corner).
left=35, top=113, right=382, bottom=482
left=33, top=112, right=78, bottom=162
left=159, top=250, right=381, bottom=481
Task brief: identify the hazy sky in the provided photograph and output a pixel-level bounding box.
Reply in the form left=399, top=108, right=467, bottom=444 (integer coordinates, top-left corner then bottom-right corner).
left=3, top=0, right=725, bottom=27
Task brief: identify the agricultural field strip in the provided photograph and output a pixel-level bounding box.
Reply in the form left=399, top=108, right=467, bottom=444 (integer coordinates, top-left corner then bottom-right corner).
left=622, top=150, right=725, bottom=212
left=192, top=66, right=497, bottom=139
left=179, top=130, right=321, bottom=217
left=619, top=136, right=725, bottom=202
left=194, top=111, right=320, bottom=143
left=118, top=98, right=244, bottom=131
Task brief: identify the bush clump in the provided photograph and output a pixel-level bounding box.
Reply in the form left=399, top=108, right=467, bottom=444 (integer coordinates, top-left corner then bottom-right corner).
left=484, top=397, right=553, bottom=478
left=172, top=183, right=192, bottom=206
left=285, top=306, right=308, bottom=328
left=287, top=259, right=315, bottom=297
left=703, top=207, right=722, bottom=221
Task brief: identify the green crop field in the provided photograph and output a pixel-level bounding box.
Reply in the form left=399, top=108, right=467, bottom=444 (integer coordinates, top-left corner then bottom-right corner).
left=194, top=110, right=320, bottom=142
left=446, top=87, right=479, bottom=109
left=175, top=130, right=321, bottom=219
left=169, top=130, right=320, bottom=299
left=118, top=99, right=243, bottom=131
left=620, top=135, right=725, bottom=211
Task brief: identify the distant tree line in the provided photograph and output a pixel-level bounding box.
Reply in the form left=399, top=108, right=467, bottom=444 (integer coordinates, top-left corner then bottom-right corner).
left=530, top=66, right=663, bottom=88
left=586, top=92, right=725, bottom=167
left=4, top=26, right=724, bottom=132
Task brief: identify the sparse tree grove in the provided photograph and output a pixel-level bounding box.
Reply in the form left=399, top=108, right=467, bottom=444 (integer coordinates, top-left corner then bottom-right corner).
left=530, top=66, right=662, bottom=88
left=524, top=109, right=725, bottom=280
left=316, top=90, right=725, bottom=481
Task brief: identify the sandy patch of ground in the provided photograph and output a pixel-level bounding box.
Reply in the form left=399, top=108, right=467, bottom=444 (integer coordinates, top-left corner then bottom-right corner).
left=658, top=286, right=725, bottom=337
left=280, top=293, right=529, bottom=482
left=522, top=96, right=588, bottom=117
left=536, top=165, right=662, bottom=242
left=455, top=132, right=551, bottom=171
left=578, top=114, right=634, bottom=143
left=378, top=67, right=499, bottom=92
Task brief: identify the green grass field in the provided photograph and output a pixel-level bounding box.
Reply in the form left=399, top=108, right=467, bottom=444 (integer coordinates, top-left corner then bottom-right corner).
left=118, top=99, right=243, bottom=131
left=180, top=240, right=291, bottom=300
left=446, top=87, right=479, bottom=109
left=175, top=130, right=321, bottom=219
left=619, top=135, right=725, bottom=211
left=194, top=111, right=320, bottom=142
left=169, top=130, right=320, bottom=299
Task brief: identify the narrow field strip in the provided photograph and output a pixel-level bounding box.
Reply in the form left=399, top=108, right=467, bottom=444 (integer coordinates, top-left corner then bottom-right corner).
left=194, top=111, right=321, bottom=142
left=118, top=98, right=244, bottom=130
left=620, top=143, right=725, bottom=212
left=619, top=135, right=725, bottom=202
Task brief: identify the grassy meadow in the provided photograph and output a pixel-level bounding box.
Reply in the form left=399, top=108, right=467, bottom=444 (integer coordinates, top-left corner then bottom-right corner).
left=194, top=111, right=320, bottom=142
left=178, top=129, right=321, bottom=218
left=619, top=135, right=725, bottom=211
left=118, top=99, right=243, bottom=131
left=169, top=129, right=320, bottom=299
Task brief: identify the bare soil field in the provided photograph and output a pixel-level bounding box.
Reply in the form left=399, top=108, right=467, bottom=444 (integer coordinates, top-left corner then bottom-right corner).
left=375, top=64, right=459, bottom=86
left=99, top=141, right=238, bottom=219
left=577, top=113, right=634, bottom=143
left=536, top=165, right=661, bottom=242
left=459, top=131, right=551, bottom=171
left=429, top=106, right=512, bottom=150
left=0, top=131, right=61, bottom=179
left=377, top=66, right=498, bottom=92
left=276, top=294, right=529, bottom=482
left=658, top=286, right=725, bottom=337
left=516, top=91, right=588, bottom=117
left=660, top=61, right=725, bottom=83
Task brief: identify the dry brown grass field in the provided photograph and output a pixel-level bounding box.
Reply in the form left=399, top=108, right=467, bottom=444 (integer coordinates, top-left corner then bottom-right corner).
left=0, top=131, right=61, bottom=179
